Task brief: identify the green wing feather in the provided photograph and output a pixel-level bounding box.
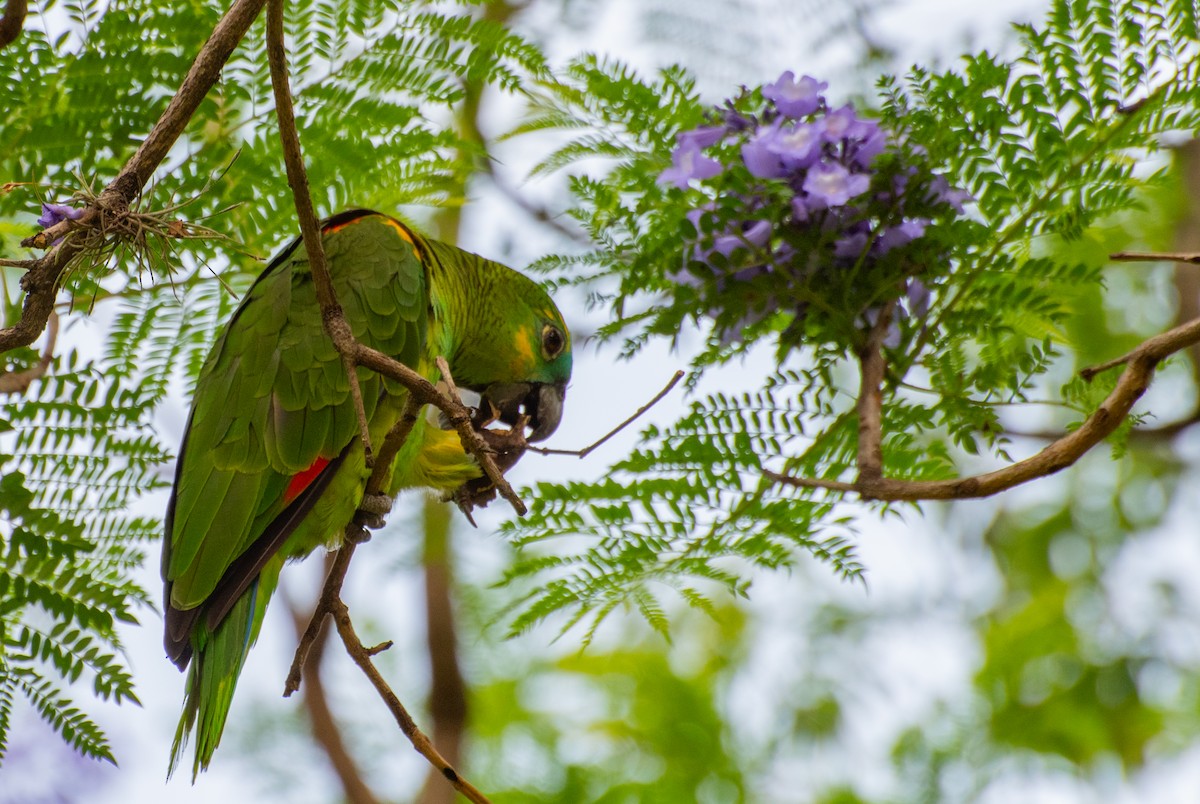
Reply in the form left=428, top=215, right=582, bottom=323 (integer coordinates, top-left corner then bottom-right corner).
left=163, top=211, right=428, bottom=777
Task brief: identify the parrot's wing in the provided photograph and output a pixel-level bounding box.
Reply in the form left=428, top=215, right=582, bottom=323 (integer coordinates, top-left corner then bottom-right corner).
left=163, top=211, right=428, bottom=662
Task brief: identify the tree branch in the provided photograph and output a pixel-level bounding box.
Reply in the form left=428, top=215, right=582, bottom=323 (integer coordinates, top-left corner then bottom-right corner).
left=330, top=597, right=493, bottom=804
left=0, top=0, right=267, bottom=356
left=286, top=578, right=381, bottom=804
left=0, top=0, right=24, bottom=50
left=0, top=309, right=56, bottom=394
left=855, top=302, right=893, bottom=483
left=528, top=370, right=684, bottom=458
left=265, top=0, right=375, bottom=463
left=1110, top=250, right=1200, bottom=264
left=767, top=312, right=1200, bottom=501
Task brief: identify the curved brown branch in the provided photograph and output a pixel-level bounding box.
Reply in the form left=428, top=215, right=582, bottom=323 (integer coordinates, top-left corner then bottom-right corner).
left=286, top=580, right=381, bottom=804
left=330, top=596, right=492, bottom=804
left=0, top=309, right=56, bottom=394
left=0, top=0, right=267, bottom=356
left=767, top=312, right=1200, bottom=501
left=0, top=0, right=26, bottom=49
left=265, top=0, right=374, bottom=463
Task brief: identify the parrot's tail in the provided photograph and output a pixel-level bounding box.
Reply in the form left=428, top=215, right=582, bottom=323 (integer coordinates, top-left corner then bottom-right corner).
left=167, top=574, right=272, bottom=781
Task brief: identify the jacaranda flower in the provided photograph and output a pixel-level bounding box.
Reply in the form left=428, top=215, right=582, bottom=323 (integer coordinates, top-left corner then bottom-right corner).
left=37, top=202, right=85, bottom=229
left=659, top=141, right=724, bottom=189
left=763, top=72, right=827, bottom=118
left=661, top=70, right=966, bottom=352
left=802, top=162, right=870, bottom=208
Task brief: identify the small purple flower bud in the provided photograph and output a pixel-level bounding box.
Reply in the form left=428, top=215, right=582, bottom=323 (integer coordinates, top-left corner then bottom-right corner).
left=790, top=195, right=811, bottom=222
left=714, top=219, right=772, bottom=257
left=769, top=120, right=825, bottom=171
left=803, top=162, right=871, bottom=208
left=732, top=265, right=771, bottom=283
left=764, top=72, right=827, bottom=118
left=742, top=134, right=788, bottom=179
left=658, top=142, right=724, bottom=189
left=928, top=174, right=972, bottom=213
left=822, top=104, right=859, bottom=142
left=849, top=124, right=887, bottom=167
left=906, top=279, right=931, bottom=319
left=876, top=219, right=927, bottom=254
left=772, top=242, right=798, bottom=270
left=37, top=202, right=85, bottom=229
left=678, top=126, right=726, bottom=151
left=834, top=232, right=870, bottom=260
left=715, top=105, right=753, bottom=133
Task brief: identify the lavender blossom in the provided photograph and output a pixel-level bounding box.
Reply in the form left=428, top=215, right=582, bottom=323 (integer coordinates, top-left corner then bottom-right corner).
left=37, top=202, right=84, bottom=229
left=768, top=120, right=825, bottom=170
left=802, top=162, right=870, bottom=208
left=661, top=70, right=965, bottom=351
left=764, top=72, right=827, bottom=118
left=659, top=141, right=724, bottom=189
left=713, top=219, right=771, bottom=258
left=876, top=219, right=928, bottom=253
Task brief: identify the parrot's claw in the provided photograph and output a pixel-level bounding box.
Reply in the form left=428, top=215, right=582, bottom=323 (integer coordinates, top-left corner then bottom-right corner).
left=358, top=492, right=393, bottom=517
left=345, top=521, right=373, bottom=544
left=451, top=417, right=530, bottom=521
left=347, top=493, right=393, bottom=542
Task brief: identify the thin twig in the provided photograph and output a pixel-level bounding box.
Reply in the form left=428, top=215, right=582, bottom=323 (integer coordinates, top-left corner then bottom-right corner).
left=330, top=598, right=493, bottom=804
left=528, top=370, right=685, bottom=458
left=0, top=309, right=56, bottom=394
left=435, top=356, right=460, bottom=401
left=265, top=0, right=374, bottom=463
left=283, top=543, right=358, bottom=696
left=352, top=343, right=525, bottom=515
left=286, top=580, right=381, bottom=804
left=1111, top=250, right=1200, bottom=264
left=1079, top=348, right=1138, bottom=380
left=768, top=311, right=1200, bottom=501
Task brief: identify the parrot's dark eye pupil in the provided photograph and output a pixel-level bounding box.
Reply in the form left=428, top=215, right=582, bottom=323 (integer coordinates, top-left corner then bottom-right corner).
left=542, top=326, right=564, bottom=358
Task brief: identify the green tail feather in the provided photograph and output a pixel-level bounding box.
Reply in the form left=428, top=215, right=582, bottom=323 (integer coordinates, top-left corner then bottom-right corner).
left=168, top=564, right=279, bottom=780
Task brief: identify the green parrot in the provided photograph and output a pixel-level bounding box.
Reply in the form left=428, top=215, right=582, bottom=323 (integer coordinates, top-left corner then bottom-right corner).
left=162, top=209, right=571, bottom=778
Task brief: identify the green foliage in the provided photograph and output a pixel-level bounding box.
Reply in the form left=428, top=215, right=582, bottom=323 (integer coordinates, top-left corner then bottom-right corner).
left=0, top=0, right=550, bottom=766
left=503, top=0, right=1200, bottom=638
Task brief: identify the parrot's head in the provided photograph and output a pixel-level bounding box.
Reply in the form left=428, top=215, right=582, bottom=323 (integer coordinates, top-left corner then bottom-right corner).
left=473, top=308, right=571, bottom=442
left=425, top=239, right=572, bottom=443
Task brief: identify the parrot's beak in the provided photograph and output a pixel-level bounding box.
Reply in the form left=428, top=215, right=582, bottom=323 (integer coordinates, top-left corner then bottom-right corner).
left=480, top=381, right=566, bottom=442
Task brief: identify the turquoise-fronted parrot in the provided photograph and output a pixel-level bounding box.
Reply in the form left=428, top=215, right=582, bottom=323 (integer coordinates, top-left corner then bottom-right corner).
left=162, top=209, right=571, bottom=778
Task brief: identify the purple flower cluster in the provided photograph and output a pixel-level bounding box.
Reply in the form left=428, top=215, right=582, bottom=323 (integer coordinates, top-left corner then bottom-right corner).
left=658, top=72, right=967, bottom=349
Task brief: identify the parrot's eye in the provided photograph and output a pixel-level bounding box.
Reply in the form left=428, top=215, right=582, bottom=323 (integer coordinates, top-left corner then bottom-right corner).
left=541, top=325, right=566, bottom=359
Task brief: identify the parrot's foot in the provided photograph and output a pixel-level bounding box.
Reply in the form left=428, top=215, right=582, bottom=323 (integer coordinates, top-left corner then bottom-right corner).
left=347, top=493, right=394, bottom=543
left=451, top=418, right=529, bottom=525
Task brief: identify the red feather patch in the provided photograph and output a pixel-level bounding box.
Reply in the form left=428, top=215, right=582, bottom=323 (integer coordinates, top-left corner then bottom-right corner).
left=284, top=457, right=330, bottom=505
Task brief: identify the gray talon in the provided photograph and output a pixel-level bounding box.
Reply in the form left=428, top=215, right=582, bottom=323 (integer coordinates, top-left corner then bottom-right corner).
left=358, top=492, right=392, bottom=517
left=345, top=522, right=373, bottom=544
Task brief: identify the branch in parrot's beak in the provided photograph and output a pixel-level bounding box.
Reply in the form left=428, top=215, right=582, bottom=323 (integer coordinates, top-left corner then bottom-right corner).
left=477, top=381, right=566, bottom=443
